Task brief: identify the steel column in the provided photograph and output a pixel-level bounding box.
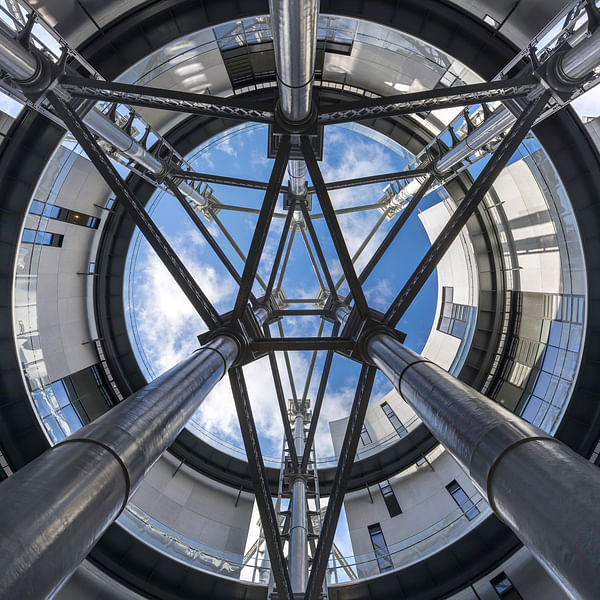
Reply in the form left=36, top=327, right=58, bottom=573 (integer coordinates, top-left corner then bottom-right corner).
left=289, top=412, right=308, bottom=592
left=304, top=366, right=376, bottom=600
left=367, top=333, right=600, bottom=600
left=0, top=336, right=238, bottom=599
left=269, top=0, right=319, bottom=195
left=229, top=367, right=294, bottom=600
left=300, top=324, right=338, bottom=473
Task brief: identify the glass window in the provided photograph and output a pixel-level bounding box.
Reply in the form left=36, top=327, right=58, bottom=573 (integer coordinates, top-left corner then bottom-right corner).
left=533, top=371, right=551, bottom=398
left=379, top=480, right=402, bottom=517
left=32, top=389, right=52, bottom=418
left=437, top=286, right=471, bottom=339
left=447, top=480, right=480, bottom=521
left=29, top=200, right=45, bottom=215
left=43, top=414, right=66, bottom=444
left=21, top=228, right=36, bottom=243
left=60, top=405, right=82, bottom=434
left=360, top=425, right=372, bottom=446
left=51, top=380, right=71, bottom=408
left=490, top=572, right=522, bottom=599
left=368, top=523, right=393, bottom=572
left=22, top=229, right=64, bottom=247
left=548, top=321, right=562, bottom=347
left=381, top=402, right=407, bottom=437
left=521, top=396, right=542, bottom=423
left=43, top=204, right=60, bottom=219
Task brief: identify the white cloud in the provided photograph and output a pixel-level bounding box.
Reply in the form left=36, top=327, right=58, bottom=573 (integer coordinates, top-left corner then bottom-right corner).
left=133, top=235, right=236, bottom=375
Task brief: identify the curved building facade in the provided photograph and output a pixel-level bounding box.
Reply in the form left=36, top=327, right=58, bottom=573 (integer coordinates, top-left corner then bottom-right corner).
left=0, top=1, right=599, bottom=599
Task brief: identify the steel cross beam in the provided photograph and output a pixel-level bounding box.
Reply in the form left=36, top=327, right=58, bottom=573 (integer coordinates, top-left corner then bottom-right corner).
left=171, top=169, right=273, bottom=191
left=263, top=324, right=300, bottom=471
left=298, top=200, right=337, bottom=296
left=60, top=76, right=275, bottom=123
left=301, top=136, right=370, bottom=319
left=304, top=366, right=376, bottom=600
left=265, top=201, right=296, bottom=300
left=357, top=175, right=436, bottom=286
left=251, top=337, right=354, bottom=353
left=301, top=320, right=325, bottom=402
left=320, top=167, right=431, bottom=192
left=228, top=367, right=293, bottom=600
left=384, top=91, right=551, bottom=327
left=49, top=92, right=223, bottom=329
left=300, top=323, right=339, bottom=473
left=317, top=77, right=539, bottom=124
left=164, top=178, right=254, bottom=301
left=232, top=136, right=291, bottom=320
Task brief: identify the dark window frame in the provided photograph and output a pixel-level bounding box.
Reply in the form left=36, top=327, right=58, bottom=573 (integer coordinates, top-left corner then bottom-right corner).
left=368, top=523, right=394, bottom=573
left=446, top=479, right=480, bottom=521
left=378, top=479, right=402, bottom=518
left=381, top=401, right=408, bottom=437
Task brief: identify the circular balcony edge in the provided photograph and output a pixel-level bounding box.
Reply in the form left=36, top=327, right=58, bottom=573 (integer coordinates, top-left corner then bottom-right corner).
left=0, top=2, right=598, bottom=600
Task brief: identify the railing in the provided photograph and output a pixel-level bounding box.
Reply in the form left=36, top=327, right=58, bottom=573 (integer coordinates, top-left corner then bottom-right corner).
left=118, top=488, right=487, bottom=586
left=327, top=493, right=488, bottom=583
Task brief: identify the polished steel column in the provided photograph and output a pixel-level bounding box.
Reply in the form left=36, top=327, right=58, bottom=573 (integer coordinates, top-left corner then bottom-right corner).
left=367, top=332, right=600, bottom=600
left=269, top=0, right=319, bottom=196
left=289, top=410, right=308, bottom=592
left=0, top=335, right=238, bottom=599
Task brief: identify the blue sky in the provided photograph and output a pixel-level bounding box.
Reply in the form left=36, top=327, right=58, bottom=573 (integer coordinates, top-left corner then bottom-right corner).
left=125, top=122, right=441, bottom=463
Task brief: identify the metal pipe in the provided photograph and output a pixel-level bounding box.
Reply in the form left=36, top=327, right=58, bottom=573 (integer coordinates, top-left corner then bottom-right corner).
left=0, top=19, right=39, bottom=81
left=335, top=303, right=351, bottom=326
left=82, top=108, right=164, bottom=175
left=367, top=333, right=600, bottom=600
left=288, top=155, right=307, bottom=196
left=289, top=411, right=308, bottom=592
left=269, top=0, right=319, bottom=123
left=0, top=25, right=209, bottom=207
left=393, top=27, right=600, bottom=204
left=559, top=26, right=600, bottom=81
left=0, top=335, right=238, bottom=599
left=269, top=0, right=319, bottom=196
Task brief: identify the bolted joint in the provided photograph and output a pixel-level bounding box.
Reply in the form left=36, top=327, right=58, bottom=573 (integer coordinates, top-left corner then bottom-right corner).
left=197, top=325, right=248, bottom=368
left=273, top=98, right=318, bottom=134
left=11, top=48, right=56, bottom=102
left=355, top=323, right=407, bottom=366
left=542, top=43, right=592, bottom=98
left=288, top=472, right=309, bottom=485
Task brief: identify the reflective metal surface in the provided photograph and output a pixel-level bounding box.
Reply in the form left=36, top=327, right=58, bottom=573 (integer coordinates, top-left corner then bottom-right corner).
left=560, top=27, right=600, bottom=81
left=270, top=0, right=319, bottom=196
left=289, top=413, right=308, bottom=592
left=0, top=335, right=238, bottom=599
left=269, top=0, right=319, bottom=123
left=368, top=332, right=600, bottom=600
left=0, top=19, right=38, bottom=81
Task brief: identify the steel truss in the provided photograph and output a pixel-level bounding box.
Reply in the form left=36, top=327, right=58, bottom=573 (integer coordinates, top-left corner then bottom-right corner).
left=0, top=1, right=599, bottom=598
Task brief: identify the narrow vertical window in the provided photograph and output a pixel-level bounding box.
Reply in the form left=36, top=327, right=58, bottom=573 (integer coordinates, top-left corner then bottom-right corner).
left=378, top=480, right=402, bottom=517
left=360, top=425, right=372, bottom=446
left=381, top=402, right=407, bottom=437
left=368, top=523, right=393, bottom=573
left=446, top=480, right=480, bottom=521
left=490, top=572, right=523, bottom=599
